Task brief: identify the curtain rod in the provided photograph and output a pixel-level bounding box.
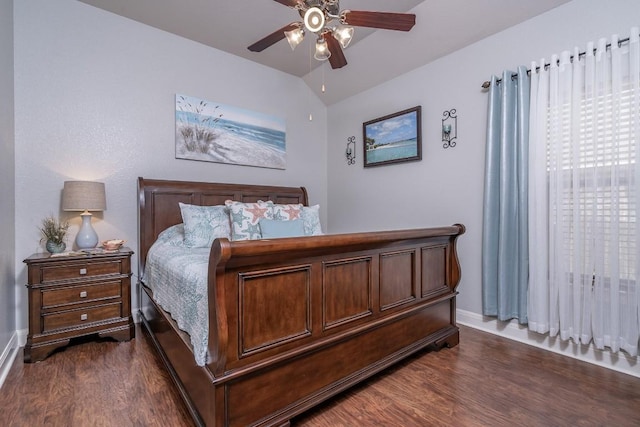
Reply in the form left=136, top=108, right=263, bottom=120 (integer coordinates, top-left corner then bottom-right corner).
left=481, top=36, right=631, bottom=89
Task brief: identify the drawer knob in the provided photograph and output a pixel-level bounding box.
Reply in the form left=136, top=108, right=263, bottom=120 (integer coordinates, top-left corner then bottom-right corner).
left=79, top=268, right=87, bottom=275
left=80, top=313, right=88, bottom=321
left=79, top=291, right=88, bottom=298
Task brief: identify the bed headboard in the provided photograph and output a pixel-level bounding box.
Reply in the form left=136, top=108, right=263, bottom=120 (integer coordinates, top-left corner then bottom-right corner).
left=137, top=177, right=309, bottom=278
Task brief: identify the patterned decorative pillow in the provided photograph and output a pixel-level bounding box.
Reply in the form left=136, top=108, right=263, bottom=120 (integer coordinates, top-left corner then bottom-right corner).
left=225, top=200, right=274, bottom=240
left=301, top=204, right=323, bottom=235
left=179, top=203, right=231, bottom=248
left=272, top=203, right=303, bottom=221
left=156, top=223, right=186, bottom=247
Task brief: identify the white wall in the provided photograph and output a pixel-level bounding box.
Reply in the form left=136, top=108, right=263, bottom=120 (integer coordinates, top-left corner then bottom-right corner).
left=0, top=0, right=16, bottom=379
left=13, top=0, right=328, bottom=331
left=326, top=0, right=640, bottom=373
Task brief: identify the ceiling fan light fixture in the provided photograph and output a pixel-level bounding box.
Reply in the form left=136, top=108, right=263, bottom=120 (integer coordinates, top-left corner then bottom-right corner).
left=333, top=25, right=354, bottom=49
left=249, top=1, right=417, bottom=70
left=304, top=7, right=325, bottom=33
left=285, top=26, right=305, bottom=50
left=314, top=36, right=331, bottom=61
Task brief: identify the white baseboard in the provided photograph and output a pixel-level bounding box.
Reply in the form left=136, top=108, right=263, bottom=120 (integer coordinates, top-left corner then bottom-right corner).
left=0, top=330, right=23, bottom=389
left=457, top=309, right=640, bottom=379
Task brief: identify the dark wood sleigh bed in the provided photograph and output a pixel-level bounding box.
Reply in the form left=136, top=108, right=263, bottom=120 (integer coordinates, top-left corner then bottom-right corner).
left=137, top=177, right=465, bottom=426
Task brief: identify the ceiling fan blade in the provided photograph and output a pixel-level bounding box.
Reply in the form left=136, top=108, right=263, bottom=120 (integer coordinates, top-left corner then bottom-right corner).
left=342, top=11, right=416, bottom=31
left=273, top=0, right=299, bottom=7
left=325, top=35, right=347, bottom=69
left=248, top=23, right=299, bottom=52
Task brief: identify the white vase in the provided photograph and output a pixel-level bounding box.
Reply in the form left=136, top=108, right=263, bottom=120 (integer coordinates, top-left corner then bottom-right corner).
left=75, top=212, right=98, bottom=249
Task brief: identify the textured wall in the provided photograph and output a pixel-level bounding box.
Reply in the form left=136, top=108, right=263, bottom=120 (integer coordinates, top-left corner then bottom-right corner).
left=0, top=0, right=16, bottom=355
left=13, top=0, right=328, bottom=330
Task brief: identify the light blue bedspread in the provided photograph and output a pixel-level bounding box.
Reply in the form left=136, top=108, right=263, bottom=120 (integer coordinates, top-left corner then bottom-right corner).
left=144, top=224, right=211, bottom=366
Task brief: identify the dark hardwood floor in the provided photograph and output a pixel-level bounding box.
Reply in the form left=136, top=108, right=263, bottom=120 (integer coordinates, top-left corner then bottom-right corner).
left=1, top=325, right=639, bottom=426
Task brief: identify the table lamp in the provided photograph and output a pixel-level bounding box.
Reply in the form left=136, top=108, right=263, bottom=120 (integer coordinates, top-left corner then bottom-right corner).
left=62, top=181, right=106, bottom=249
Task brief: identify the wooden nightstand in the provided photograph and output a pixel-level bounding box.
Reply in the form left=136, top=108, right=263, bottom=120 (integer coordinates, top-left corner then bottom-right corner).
left=23, top=247, right=135, bottom=362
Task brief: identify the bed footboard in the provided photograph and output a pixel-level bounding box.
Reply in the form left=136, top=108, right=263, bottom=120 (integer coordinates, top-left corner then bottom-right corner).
left=198, top=224, right=464, bottom=426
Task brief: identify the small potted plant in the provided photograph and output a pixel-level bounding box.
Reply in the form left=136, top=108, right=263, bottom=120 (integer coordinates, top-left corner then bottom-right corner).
left=39, top=215, right=69, bottom=253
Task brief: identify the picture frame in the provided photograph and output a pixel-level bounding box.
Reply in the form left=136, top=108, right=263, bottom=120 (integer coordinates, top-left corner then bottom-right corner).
left=363, top=106, right=422, bottom=167
left=175, top=94, right=286, bottom=169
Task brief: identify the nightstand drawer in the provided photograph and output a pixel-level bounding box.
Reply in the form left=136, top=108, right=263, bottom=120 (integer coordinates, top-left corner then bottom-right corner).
left=41, top=281, right=122, bottom=309
left=43, top=303, right=122, bottom=332
left=41, top=260, right=122, bottom=282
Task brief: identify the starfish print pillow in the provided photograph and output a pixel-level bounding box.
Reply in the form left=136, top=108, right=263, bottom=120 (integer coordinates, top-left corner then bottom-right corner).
left=271, top=203, right=303, bottom=221
left=225, top=200, right=274, bottom=240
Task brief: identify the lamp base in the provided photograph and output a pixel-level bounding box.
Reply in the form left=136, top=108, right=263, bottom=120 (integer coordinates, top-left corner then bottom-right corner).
left=75, top=212, right=99, bottom=249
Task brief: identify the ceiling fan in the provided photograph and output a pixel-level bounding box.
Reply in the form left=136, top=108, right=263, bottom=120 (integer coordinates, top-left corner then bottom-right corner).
left=248, top=0, right=416, bottom=70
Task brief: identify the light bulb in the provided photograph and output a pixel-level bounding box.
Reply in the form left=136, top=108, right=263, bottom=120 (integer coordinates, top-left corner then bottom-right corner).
left=333, top=25, right=354, bottom=49
left=314, top=37, right=331, bottom=61
left=285, top=26, right=305, bottom=51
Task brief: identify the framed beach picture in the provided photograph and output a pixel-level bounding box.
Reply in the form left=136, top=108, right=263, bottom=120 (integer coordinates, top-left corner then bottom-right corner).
left=362, top=106, right=422, bottom=167
left=175, top=94, right=286, bottom=169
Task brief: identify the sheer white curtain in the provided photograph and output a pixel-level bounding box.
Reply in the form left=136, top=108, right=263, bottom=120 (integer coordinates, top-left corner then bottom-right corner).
left=528, top=28, right=640, bottom=356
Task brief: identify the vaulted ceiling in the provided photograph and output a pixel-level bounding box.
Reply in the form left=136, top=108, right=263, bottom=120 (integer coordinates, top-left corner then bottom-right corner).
left=78, top=0, right=571, bottom=105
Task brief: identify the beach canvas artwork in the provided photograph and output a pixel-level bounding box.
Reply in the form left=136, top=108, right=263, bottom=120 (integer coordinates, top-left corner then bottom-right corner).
left=363, top=106, right=422, bottom=167
left=175, top=94, right=286, bottom=169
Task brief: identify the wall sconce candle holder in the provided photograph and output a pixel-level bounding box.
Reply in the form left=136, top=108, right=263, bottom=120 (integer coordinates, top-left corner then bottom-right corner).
left=442, top=109, right=458, bottom=149
left=346, top=136, right=356, bottom=165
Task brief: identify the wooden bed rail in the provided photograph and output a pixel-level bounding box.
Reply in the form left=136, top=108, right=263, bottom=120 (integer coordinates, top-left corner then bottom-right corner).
left=211, top=224, right=465, bottom=261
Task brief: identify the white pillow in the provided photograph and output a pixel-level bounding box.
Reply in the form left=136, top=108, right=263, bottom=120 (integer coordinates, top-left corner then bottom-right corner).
left=301, top=205, right=323, bottom=235
left=179, top=203, right=231, bottom=247
left=156, top=223, right=186, bottom=247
